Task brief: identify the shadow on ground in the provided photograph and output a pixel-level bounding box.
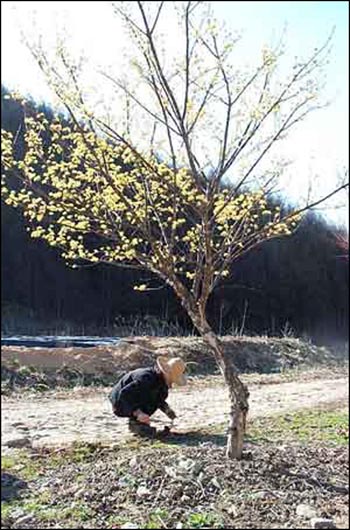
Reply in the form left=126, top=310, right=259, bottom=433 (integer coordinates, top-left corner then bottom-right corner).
left=1, top=472, right=28, bottom=501
left=155, top=429, right=227, bottom=446
left=147, top=429, right=261, bottom=453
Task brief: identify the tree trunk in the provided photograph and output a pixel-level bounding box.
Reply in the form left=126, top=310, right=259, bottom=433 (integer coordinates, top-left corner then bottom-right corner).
left=188, top=310, right=249, bottom=459
left=167, top=278, right=249, bottom=458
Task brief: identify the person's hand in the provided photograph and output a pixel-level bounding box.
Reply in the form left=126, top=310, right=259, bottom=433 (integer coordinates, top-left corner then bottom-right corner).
left=166, top=407, right=176, bottom=420
left=134, top=410, right=151, bottom=424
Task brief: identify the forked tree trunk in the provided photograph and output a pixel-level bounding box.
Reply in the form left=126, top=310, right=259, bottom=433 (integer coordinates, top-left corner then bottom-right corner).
left=188, top=310, right=249, bottom=459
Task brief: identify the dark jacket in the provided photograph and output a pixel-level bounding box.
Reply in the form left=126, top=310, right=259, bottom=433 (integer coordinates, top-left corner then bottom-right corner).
left=109, top=366, right=169, bottom=417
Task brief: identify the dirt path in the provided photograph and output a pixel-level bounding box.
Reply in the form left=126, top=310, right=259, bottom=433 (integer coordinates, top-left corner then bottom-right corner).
left=2, top=376, right=348, bottom=450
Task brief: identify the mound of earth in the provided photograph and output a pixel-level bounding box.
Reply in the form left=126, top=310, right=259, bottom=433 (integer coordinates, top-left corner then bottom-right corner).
left=1, top=335, right=346, bottom=392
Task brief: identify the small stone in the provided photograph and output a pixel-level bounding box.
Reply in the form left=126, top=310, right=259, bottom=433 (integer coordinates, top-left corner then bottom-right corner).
left=210, top=477, right=221, bottom=489
left=180, top=494, right=190, bottom=502
left=164, top=466, right=177, bottom=478
left=136, top=485, right=150, bottom=497
left=178, top=458, right=195, bottom=471
left=310, top=518, right=337, bottom=529
left=296, top=503, right=317, bottom=519
left=253, top=490, right=269, bottom=499
left=15, top=514, right=33, bottom=525
left=129, top=456, right=138, bottom=467
left=74, top=487, right=85, bottom=498
left=118, top=478, right=129, bottom=487
left=226, top=505, right=238, bottom=516
left=120, top=523, right=139, bottom=529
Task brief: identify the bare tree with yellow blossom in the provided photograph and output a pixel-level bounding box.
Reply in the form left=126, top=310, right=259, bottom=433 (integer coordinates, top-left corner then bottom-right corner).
left=2, top=1, right=348, bottom=458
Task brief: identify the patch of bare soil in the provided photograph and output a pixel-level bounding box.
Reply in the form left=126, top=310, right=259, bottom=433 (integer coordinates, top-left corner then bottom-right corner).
left=2, top=374, right=348, bottom=451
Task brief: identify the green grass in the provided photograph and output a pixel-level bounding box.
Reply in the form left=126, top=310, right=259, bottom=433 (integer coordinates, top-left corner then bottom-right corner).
left=247, top=408, right=349, bottom=446
left=145, top=508, right=170, bottom=528
left=197, top=406, right=349, bottom=447
left=2, top=498, right=94, bottom=525
left=1, top=503, right=13, bottom=520
left=1, top=442, right=105, bottom=487
left=2, top=452, right=40, bottom=480
left=185, top=511, right=223, bottom=528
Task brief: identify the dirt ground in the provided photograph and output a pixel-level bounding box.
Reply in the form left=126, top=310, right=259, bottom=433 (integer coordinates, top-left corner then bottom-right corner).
left=2, top=372, right=348, bottom=450
left=2, top=339, right=348, bottom=529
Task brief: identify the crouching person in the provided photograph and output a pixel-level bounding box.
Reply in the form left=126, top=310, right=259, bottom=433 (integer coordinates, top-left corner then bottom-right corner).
left=109, top=356, right=186, bottom=438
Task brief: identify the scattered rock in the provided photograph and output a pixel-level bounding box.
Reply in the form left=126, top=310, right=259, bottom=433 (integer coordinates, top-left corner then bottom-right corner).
left=296, top=503, right=317, bottom=519
left=177, top=458, right=203, bottom=476
left=253, top=490, right=269, bottom=500
left=118, top=477, right=130, bottom=488
left=180, top=494, right=190, bottom=502
left=178, top=458, right=195, bottom=471
left=136, top=485, right=151, bottom=497
left=129, top=456, right=138, bottom=467
left=164, top=465, right=177, bottom=479
left=120, top=523, right=139, bottom=529
left=15, top=514, right=33, bottom=525
left=225, top=505, right=238, bottom=516
left=210, top=477, right=221, bottom=489
left=310, top=518, right=337, bottom=529
left=73, top=487, right=86, bottom=498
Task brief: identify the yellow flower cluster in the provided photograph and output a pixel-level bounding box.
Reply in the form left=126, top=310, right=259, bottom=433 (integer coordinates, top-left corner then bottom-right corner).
left=1, top=95, right=303, bottom=289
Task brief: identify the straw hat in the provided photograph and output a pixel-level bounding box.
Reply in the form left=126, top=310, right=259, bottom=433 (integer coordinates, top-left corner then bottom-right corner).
left=156, top=356, right=187, bottom=386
